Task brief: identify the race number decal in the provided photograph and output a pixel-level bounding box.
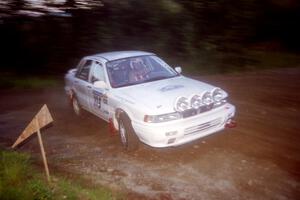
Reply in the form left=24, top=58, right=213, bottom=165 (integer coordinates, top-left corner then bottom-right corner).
left=93, top=90, right=103, bottom=109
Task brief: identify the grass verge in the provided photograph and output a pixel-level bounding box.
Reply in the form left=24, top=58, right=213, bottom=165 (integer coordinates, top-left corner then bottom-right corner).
left=0, top=149, right=121, bottom=200
left=0, top=75, right=60, bottom=90
left=175, top=50, right=300, bottom=75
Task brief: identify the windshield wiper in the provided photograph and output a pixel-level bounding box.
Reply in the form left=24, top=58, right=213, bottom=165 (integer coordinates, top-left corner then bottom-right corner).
left=115, top=75, right=176, bottom=87
left=117, top=82, right=135, bottom=87
left=144, top=75, right=177, bottom=82
left=144, top=76, right=170, bottom=83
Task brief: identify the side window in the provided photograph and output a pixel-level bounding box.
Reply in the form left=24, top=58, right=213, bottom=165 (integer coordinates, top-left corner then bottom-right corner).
left=76, top=60, right=93, bottom=81
left=91, top=62, right=106, bottom=83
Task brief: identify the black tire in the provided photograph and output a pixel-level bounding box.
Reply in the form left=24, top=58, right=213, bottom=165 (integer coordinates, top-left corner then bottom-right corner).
left=119, top=114, right=139, bottom=151
left=72, top=96, right=82, bottom=116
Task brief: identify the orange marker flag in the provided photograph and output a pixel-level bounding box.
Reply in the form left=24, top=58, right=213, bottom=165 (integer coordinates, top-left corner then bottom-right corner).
left=12, top=104, right=53, bottom=148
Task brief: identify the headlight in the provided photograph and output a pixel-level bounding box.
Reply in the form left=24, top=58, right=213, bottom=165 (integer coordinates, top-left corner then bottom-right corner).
left=212, top=88, right=226, bottom=102
left=174, top=96, right=189, bottom=112
left=144, top=112, right=181, bottom=123
left=201, top=91, right=213, bottom=105
left=190, top=94, right=201, bottom=109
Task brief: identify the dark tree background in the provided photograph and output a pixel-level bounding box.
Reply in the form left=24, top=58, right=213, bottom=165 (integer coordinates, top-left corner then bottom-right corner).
left=0, top=0, right=299, bottom=75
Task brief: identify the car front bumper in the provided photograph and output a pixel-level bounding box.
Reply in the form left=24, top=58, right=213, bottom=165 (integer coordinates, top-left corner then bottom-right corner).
left=131, top=103, right=236, bottom=148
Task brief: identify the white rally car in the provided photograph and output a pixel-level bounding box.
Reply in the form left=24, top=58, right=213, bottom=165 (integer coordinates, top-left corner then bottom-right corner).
left=65, top=51, right=236, bottom=150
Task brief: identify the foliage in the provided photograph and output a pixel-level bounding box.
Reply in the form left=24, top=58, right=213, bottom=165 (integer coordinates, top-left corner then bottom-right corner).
left=0, top=75, right=60, bottom=89
left=0, top=0, right=299, bottom=75
left=0, top=150, right=32, bottom=185
left=0, top=150, right=118, bottom=200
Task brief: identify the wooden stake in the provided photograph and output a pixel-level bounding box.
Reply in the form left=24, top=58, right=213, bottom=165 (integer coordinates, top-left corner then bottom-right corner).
left=35, top=118, right=51, bottom=182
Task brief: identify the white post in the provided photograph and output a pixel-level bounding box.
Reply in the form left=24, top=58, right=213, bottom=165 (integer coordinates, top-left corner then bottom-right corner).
left=35, top=118, right=51, bottom=182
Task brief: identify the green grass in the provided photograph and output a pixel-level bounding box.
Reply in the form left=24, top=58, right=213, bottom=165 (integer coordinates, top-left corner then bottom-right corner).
left=178, top=50, right=300, bottom=76
left=0, top=150, right=120, bottom=200
left=1, top=50, right=298, bottom=90
left=0, top=75, right=60, bottom=90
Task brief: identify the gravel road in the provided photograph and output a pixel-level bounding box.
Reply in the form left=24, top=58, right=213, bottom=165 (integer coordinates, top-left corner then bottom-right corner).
left=1, top=68, right=299, bottom=199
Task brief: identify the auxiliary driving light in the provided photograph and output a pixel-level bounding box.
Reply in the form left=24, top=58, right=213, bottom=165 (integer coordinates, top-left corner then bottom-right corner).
left=190, top=94, right=202, bottom=109
left=175, top=96, right=189, bottom=112
left=202, top=91, right=213, bottom=105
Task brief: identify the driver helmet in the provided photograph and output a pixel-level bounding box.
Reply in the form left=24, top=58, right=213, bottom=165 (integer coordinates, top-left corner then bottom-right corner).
left=130, top=57, right=146, bottom=70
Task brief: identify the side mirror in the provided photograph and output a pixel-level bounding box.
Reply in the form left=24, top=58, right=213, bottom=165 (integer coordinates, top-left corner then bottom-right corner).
left=175, top=66, right=182, bottom=74
left=94, top=80, right=108, bottom=89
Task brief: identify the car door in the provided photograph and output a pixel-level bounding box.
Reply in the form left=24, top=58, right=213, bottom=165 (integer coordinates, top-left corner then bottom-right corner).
left=88, top=61, right=110, bottom=121
left=74, top=59, right=93, bottom=110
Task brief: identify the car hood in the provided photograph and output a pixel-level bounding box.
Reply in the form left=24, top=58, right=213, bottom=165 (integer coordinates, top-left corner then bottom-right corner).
left=117, top=76, right=219, bottom=114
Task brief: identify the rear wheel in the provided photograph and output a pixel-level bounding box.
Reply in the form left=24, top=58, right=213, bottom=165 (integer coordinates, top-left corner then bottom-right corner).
left=119, top=114, right=139, bottom=151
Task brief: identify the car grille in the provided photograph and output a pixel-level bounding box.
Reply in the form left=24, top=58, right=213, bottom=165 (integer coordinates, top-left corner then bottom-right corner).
left=184, top=118, right=222, bottom=136
left=181, top=101, right=226, bottom=119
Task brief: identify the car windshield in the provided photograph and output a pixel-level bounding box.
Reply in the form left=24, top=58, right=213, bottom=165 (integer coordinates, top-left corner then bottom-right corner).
left=106, top=55, right=179, bottom=88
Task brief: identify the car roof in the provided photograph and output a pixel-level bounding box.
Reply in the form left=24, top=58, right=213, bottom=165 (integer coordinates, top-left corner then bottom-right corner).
left=90, top=51, right=155, bottom=61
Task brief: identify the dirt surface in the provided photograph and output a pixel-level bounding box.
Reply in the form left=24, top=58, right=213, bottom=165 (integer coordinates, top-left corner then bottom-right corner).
left=1, top=68, right=300, bottom=200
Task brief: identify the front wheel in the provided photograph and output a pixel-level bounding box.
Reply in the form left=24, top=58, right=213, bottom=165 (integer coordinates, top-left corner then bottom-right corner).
left=119, top=114, right=139, bottom=151
left=72, top=96, right=82, bottom=116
